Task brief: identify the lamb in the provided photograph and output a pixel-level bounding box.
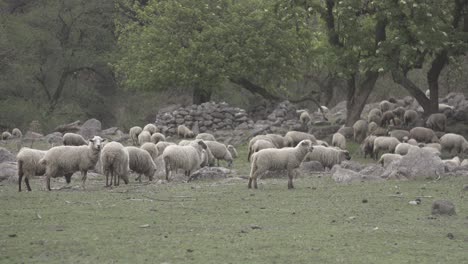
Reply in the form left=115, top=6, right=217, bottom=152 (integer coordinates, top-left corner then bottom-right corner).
left=380, top=111, right=395, bottom=127
left=248, top=140, right=314, bottom=189
left=177, top=125, right=194, bottom=138
left=204, top=140, right=234, bottom=167
left=389, top=130, right=410, bottom=142
left=138, top=130, right=152, bottom=146
left=361, top=135, right=377, bottom=159
left=352, top=120, right=368, bottom=143
left=195, top=133, right=216, bottom=141
left=378, top=153, right=403, bottom=167
left=63, top=133, right=87, bottom=146
left=425, top=113, right=446, bottom=132
left=298, top=110, right=311, bottom=126
left=440, top=133, right=468, bottom=157
left=143, top=123, right=158, bottom=135
left=380, top=100, right=395, bottom=113
left=2, top=131, right=12, bottom=140
left=150, top=133, right=166, bottom=144
left=404, top=110, right=418, bottom=127
left=125, top=146, right=156, bottom=182
left=155, top=141, right=176, bottom=156
left=332, top=133, right=346, bottom=150
left=129, top=126, right=143, bottom=146
left=40, top=136, right=105, bottom=191
left=227, top=145, right=238, bottom=159
left=17, top=148, right=47, bottom=192
left=140, top=142, right=159, bottom=162
left=368, top=109, right=382, bottom=125
left=249, top=139, right=276, bottom=161
left=162, top=139, right=207, bottom=181
left=12, top=128, right=22, bottom=138
left=284, top=131, right=317, bottom=147
left=304, top=145, right=351, bottom=170
left=410, top=127, right=439, bottom=143
left=373, top=136, right=400, bottom=159
left=100, top=142, right=130, bottom=187
left=395, top=143, right=418, bottom=155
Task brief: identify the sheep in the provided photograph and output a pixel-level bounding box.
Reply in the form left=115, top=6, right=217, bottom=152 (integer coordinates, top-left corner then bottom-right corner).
left=284, top=131, right=317, bottom=147
left=426, top=113, right=446, bottom=132
left=352, top=120, right=368, bottom=143
left=388, top=130, right=410, bottom=142
left=227, top=145, right=238, bottom=159
left=368, top=109, right=382, bottom=125
left=2, top=131, right=12, bottom=140
left=361, top=135, right=377, bottom=159
left=163, top=139, right=207, bottom=181
left=443, top=156, right=461, bottom=167
left=177, top=125, right=194, bottom=138
left=40, top=136, right=105, bottom=191
left=461, top=159, right=468, bottom=167
left=12, top=128, right=22, bottom=138
left=178, top=140, right=192, bottom=146
left=367, top=122, right=379, bottom=135
left=265, top=134, right=287, bottom=148
left=380, top=100, right=395, bottom=113
left=407, top=138, right=418, bottom=146
left=304, top=145, right=351, bottom=170
left=17, top=148, right=47, bottom=192
left=298, top=110, right=311, bottom=126
left=100, top=142, right=130, bottom=187
left=392, top=107, right=406, bottom=120
left=440, top=133, right=468, bottom=158
left=380, top=111, right=395, bottom=127
left=378, top=153, right=403, bottom=168
left=421, top=146, right=441, bottom=157
left=143, top=123, right=158, bottom=135
left=125, top=146, right=156, bottom=182
left=138, top=130, right=152, bottom=146
left=155, top=141, right=176, bottom=156
left=332, top=133, right=346, bottom=150
left=316, top=140, right=329, bottom=147
left=63, top=133, right=87, bottom=146
left=195, top=133, right=216, bottom=141
left=150, top=133, right=166, bottom=144
left=371, top=126, right=388, bottom=137
left=249, top=139, right=276, bottom=161
left=373, top=136, right=400, bottom=159
left=438, top=103, right=454, bottom=112
left=140, top=142, right=159, bottom=162
left=129, top=126, right=143, bottom=146
left=337, top=126, right=354, bottom=140
left=395, top=143, right=418, bottom=155
left=410, top=127, right=439, bottom=143
left=424, top=143, right=442, bottom=152
left=403, top=110, right=418, bottom=127
left=204, top=140, right=234, bottom=167
left=392, top=117, right=402, bottom=126
left=248, top=140, right=314, bottom=189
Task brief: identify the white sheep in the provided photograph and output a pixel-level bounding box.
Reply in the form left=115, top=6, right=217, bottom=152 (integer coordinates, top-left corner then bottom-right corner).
left=367, top=122, right=379, bottom=135
left=304, top=145, right=351, bottom=170
left=249, top=140, right=314, bottom=189
left=407, top=138, right=418, bottom=146
left=2, top=131, right=12, bottom=140
left=284, top=131, right=317, bottom=147
left=410, top=127, right=439, bottom=143
left=424, top=143, right=442, bottom=152
left=247, top=135, right=274, bottom=161
left=129, top=126, right=143, bottom=146
left=440, top=133, right=468, bottom=158
left=100, top=142, right=130, bottom=187
left=361, top=135, right=377, bottom=159
left=368, top=109, right=382, bottom=125
left=249, top=139, right=276, bottom=161
left=438, top=103, right=454, bottom=112
left=40, top=136, right=105, bottom=191
left=162, top=139, right=207, bottom=181
left=138, top=130, right=152, bottom=146
left=316, top=140, right=329, bottom=147
left=373, top=136, right=400, bottom=158
left=380, top=100, right=395, bottom=113
left=461, top=159, right=468, bottom=167
left=443, top=156, right=461, bottom=167
left=352, top=120, right=368, bottom=143
left=298, top=110, right=311, bottom=126
left=404, top=110, right=418, bottom=127
left=425, top=113, right=447, bottom=132
left=332, top=133, right=346, bottom=150
left=389, top=129, right=410, bottom=142
left=265, top=134, right=287, bottom=148
left=195, top=133, right=216, bottom=141
left=227, top=145, right=238, bottom=159
left=125, top=146, right=156, bottom=182
left=17, top=147, right=47, bottom=192
left=395, top=143, right=418, bottom=155
left=378, top=153, right=403, bottom=168
left=177, top=125, right=194, bottom=138
left=204, top=140, right=234, bottom=167
left=143, top=123, right=158, bottom=135
left=12, top=128, right=22, bottom=138
left=155, top=141, right=176, bottom=156
left=63, top=133, right=87, bottom=146
left=140, top=142, right=159, bottom=162
left=150, top=133, right=166, bottom=144
left=337, top=126, right=354, bottom=140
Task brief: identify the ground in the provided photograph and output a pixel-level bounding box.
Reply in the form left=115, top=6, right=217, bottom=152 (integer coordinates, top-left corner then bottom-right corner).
left=1, top=143, right=468, bottom=263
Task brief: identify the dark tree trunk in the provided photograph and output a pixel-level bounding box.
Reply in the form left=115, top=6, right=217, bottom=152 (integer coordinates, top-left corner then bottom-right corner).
left=345, top=72, right=379, bottom=127
left=192, top=86, right=212, bottom=104
left=229, top=77, right=282, bottom=101
left=391, top=70, right=433, bottom=116
left=427, top=50, right=448, bottom=114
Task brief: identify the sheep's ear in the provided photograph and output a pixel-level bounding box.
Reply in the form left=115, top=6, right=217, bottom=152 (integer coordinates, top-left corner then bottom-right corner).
left=89, top=138, right=95, bottom=143
left=198, top=140, right=207, bottom=149
left=300, top=140, right=309, bottom=146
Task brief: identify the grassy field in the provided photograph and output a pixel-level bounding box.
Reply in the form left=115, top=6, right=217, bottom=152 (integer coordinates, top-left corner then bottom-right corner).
left=1, top=144, right=468, bottom=263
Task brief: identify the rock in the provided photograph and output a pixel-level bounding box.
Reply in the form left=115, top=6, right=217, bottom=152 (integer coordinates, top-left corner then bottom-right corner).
left=78, top=118, right=102, bottom=139
left=102, top=127, right=120, bottom=135
left=339, top=160, right=365, bottom=172
left=0, top=161, right=18, bottom=183
left=331, top=166, right=362, bottom=183
left=189, top=167, right=231, bottom=181
left=359, top=164, right=385, bottom=181
left=24, top=131, right=44, bottom=139
left=0, top=148, right=15, bottom=163
left=300, top=161, right=324, bottom=172
left=54, top=120, right=81, bottom=134
left=431, top=200, right=456, bottom=216
left=45, top=132, right=63, bottom=146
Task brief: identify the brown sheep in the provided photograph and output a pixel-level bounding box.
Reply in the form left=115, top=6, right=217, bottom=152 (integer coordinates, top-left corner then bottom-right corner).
left=380, top=111, right=395, bottom=127
left=425, top=113, right=446, bottom=132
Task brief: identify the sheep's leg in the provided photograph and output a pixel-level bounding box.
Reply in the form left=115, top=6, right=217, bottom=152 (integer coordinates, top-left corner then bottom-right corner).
left=287, top=170, right=294, bottom=189
left=116, top=171, right=120, bottom=186
left=217, top=159, right=220, bottom=167
left=105, top=171, right=109, bottom=187
left=25, top=177, right=32, bottom=192
left=165, top=162, right=171, bottom=181
left=138, top=174, right=142, bottom=183
left=81, top=170, right=87, bottom=190
left=18, top=174, right=23, bottom=192
left=46, top=175, right=51, bottom=191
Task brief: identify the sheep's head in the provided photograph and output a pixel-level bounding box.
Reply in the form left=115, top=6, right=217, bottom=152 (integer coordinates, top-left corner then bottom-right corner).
left=89, top=136, right=105, bottom=151
left=342, top=150, right=351, bottom=160
left=299, top=140, right=314, bottom=153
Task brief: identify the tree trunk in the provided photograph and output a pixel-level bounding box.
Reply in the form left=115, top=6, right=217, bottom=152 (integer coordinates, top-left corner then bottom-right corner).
left=392, top=71, right=434, bottom=117
left=192, top=86, right=212, bottom=105
left=427, top=50, right=448, bottom=113
left=345, top=72, right=379, bottom=127
left=229, top=77, right=282, bottom=101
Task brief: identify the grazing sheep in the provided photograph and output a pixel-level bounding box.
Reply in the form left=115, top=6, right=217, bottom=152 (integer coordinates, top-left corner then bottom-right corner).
left=353, top=120, right=368, bottom=143
left=150, top=133, right=166, bottom=144
left=284, top=131, right=317, bottom=147
left=380, top=111, right=395, bottom=127
left=178, top=140, right=192, bottom=146
left=410, top=127, right=439, bottom=143
left=368, top=109, right=382, bottom=125
left=440, top=133, right=468, bottom=157
left=367, top=122, right=379, bottom=135
left=17, top=148, right=47, bottom=192
left=304, top=145, right=351, bottom=170
left=380, top=100, right=395, bottom=113
left=143, top=123, right=158, bottom=135
left=461, top=159, right=468, bottom=167
left=63, top=133, right=87, bottom=146
left=204, top=141, right=234, bottom=167
left=12, top=128, right=22, bottom=138
left=378, top=153, right=403, bottom=168
left=177, top=125, right=194, bottom=138
left=389, top=130, right=410, bottom=142
left=407, top=138, right=418, bottom=146
left=337, top=126, right=354, bottom=140
left=316, top=140, right=329, bottom=147
left=421, top=146, right=441, bottom=157
left=125, top=146, right=156, bottom=182
left=392, top=107, right=406, bottom=119
left=361, top=135, right=377, bottom=159
left=249, top=140, right=314, bottom=189
left=249, top=139, right=276, bottom=161
left=371, top=126, right=388, bottom=137
left=196, top=133, right=216, bottom=141
left=129, top=126, right=143, bottom=146
left=140, top=142, right=159, bottom=162
left=395, top=143, right=418, bottom=155
left=227, top=145, right=238, bottom=159
left=155, top=141, right=176, bottom=156
left=392, top=117, right=402, bottom=126
left=40, top=136, right=105, bottom=191
left=163, top=139, right=207, bottom=181
left=403, top=110, right=418, bottom=127
left=426, top=113, right=447, bottom=132
left=298, top=110, right=311, bottom=126
left=424, top=143, right=442, bottom=152
left=373, top=136, right=400, bottom=159
left=332, top=133, right=346, bottom=150
left=247, top=135, right=275, bottom=161
left=138, top=130, right=152, bottom=146
left=265, top=134, right=287, bottom=148
left=2, top=131, right=12, bottom=140
left=100, top=142, right=130, bottom=187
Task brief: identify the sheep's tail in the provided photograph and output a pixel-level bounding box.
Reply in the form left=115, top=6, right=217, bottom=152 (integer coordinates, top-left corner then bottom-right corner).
left=247, top=146, right=253, bottom=162
left=249, top=155, right=257, bottom=179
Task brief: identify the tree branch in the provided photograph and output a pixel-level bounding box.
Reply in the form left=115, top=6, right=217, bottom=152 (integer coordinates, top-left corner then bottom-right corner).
left=229, top=77, right=282, bottom=101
